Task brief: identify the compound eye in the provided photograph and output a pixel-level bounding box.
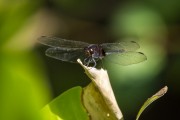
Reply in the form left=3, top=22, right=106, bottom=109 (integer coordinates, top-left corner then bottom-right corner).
left=89, top=48, right=94, bottom=54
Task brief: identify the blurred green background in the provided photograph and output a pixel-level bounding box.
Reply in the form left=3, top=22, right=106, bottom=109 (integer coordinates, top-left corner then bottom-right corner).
left=0, top=0, right=180, bottom=120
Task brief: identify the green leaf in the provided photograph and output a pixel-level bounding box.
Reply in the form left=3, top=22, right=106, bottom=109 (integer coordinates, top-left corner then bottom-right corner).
left=136, top=86, right=168, bottom=120
left=41, top=86, right=89, bottom=120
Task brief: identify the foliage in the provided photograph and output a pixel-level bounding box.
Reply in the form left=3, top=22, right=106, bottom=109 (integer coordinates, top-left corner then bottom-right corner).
left=41, top=86, right=88, bottom=120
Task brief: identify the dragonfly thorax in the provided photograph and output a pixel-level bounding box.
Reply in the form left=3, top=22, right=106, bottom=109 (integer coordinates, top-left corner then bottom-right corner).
left=83, top=44, right=106, bottom=67
left=84, top=44, right=105, bottom=59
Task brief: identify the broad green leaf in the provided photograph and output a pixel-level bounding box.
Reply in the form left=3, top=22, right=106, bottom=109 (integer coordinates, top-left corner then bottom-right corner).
left=41, top=86, right=89, bottom=120
left=136, top=86, right=168, bottom=120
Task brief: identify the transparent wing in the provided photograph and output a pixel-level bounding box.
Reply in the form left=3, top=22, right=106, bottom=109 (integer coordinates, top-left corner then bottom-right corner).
left=38, top=36, right=89, bottom=48
left=45, top=47, right=86, bottom=63
left=101, top=41, right=140, bottom=54
left=104, top=52, right=147, bottom=66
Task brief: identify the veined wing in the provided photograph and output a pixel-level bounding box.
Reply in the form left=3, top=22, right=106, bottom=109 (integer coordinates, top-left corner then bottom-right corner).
left=38, top=36, right=89, bottom=48
left=105, top=51, right=147, bottom=66
left=100, top=41, right=140, bottom=55
left=45, top=47, right=86, bottom=63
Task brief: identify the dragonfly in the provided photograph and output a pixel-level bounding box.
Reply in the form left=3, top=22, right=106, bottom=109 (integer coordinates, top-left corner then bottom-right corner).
left=38, top=36, right=147, bottom=67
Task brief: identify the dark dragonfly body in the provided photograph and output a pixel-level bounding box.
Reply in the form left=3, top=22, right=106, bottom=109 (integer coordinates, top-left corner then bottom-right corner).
left=38, top=36, right=147, bottom=67
left=83, top=44, right=106, bottom=67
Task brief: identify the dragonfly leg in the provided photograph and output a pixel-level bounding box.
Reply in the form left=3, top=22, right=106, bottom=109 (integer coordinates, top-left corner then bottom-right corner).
left=84, top=57, right=91, bottom=66
left=92, top=58, right=97, bottom=67
left=83, top=57, right=97, bottom=67
left=84, top=57, right=88, bottom=64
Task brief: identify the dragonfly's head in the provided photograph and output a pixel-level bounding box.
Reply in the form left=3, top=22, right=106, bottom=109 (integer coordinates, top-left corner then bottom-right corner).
left=85, top=44, right=105, bottom=58
left=83, top=45, right=100, bottom=67
left=84, top=45, right=95, bottom=57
